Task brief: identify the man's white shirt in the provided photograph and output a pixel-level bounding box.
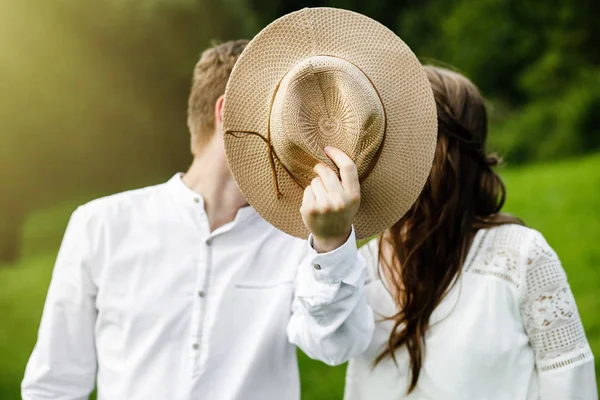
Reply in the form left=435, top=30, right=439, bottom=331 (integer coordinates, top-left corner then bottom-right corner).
left=22, top=174, right=374, bottom=400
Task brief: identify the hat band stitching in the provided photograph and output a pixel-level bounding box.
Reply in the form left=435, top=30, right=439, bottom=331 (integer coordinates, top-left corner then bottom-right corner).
left=224, top=54, right=387, bottom=201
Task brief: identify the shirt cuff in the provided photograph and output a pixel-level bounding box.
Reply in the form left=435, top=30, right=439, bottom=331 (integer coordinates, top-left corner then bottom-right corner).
left=307, top=227, right=358, bottom=283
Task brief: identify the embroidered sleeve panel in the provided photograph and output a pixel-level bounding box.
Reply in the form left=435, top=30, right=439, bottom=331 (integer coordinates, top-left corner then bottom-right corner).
left=464, top=226, right=528, bottom=291
left=520, top=231, right=593, bottom=372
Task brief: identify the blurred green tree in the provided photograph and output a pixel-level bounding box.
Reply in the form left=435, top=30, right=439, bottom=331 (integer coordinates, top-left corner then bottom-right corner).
left=0, top=0, right=598, bottom=262
left=0, top=0, right=252, bottom=262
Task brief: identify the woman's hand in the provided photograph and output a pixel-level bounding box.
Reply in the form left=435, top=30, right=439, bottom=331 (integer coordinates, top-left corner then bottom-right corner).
left=300, top=146, right=361, bottom=253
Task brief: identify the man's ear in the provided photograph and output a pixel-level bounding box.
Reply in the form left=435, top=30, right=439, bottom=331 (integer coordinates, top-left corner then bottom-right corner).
left=215, top=95, right=225, bottom=127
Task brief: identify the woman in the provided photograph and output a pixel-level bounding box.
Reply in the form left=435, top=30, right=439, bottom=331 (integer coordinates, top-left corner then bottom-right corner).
left=345, top=66, right=597, bottom=399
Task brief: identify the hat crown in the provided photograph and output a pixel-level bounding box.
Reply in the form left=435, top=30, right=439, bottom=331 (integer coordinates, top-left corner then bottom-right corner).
left=270, top=55, right=385, bottom=187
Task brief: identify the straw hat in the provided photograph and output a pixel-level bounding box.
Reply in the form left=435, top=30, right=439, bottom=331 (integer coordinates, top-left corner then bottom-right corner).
left=223, top=7, right=437, bottom=239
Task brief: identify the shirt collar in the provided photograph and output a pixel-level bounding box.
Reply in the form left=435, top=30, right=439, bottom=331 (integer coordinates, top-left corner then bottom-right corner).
left=166, top=173, right=204, bottom=206
left=165, top=173, right=258, bottom=224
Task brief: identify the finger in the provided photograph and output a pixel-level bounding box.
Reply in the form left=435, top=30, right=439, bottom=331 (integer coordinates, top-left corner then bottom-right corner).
left=313, top=163, right=343, bottom=195
left=324, top=146, right=360, bottom=196
left=301, top=185, right=315, bottom=210
left=310, top=177, right=329, bottom=205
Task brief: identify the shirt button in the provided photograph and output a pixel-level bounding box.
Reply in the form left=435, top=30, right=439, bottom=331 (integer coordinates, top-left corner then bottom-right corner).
left=192, top=343, right=199, bottom=350
left=206, top=238, right=213, bottom=246
left=198, top=290, right=206, bottom=298
left=313, top=264, right=322, bottom=270
left=193, top=197, right=200, bottom=203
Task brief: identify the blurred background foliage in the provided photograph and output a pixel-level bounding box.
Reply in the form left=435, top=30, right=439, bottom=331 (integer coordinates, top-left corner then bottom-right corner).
left=1, top=0, right=599, bottom=398
left=1, top=0, right=599, bottom=262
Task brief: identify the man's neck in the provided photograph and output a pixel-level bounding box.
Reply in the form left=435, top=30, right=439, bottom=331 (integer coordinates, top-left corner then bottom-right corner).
left=182, top=152, right=248, bottom=232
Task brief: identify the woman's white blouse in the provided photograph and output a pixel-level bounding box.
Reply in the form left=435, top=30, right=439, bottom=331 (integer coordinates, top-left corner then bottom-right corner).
left=345, top=224, right=597, bottom=400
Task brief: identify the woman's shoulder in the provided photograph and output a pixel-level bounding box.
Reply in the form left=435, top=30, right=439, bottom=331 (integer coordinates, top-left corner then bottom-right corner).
left=474, top=223, right=556, bottom=261
left=466, top=224, right=562, bottom=297
left=476, top=223, right=536, bottom=246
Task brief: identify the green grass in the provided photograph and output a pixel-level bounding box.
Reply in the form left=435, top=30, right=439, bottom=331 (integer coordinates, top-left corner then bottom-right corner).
left=1, top=154, right=599, bottom=399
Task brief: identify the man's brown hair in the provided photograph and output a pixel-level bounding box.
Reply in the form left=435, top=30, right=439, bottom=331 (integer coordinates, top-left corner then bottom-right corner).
left=187, top=39, right=248, bottom=152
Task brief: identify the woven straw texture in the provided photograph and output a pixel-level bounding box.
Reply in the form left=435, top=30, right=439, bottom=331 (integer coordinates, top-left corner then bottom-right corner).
left=223, top=7, right=437, bottom=239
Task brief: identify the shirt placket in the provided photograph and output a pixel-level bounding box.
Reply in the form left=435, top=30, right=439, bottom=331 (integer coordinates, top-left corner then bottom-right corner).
left=192, top=235, right=213, bottom=378
left=188, top=199, right=213, bottom=380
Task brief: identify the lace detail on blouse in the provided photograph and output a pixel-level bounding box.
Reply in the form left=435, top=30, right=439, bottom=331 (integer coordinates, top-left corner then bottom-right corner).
left=520, top=231, right=593, bottom=372
left=464, top=226, right=526, bottom=289
left=465, top=226, right=593, bottom=373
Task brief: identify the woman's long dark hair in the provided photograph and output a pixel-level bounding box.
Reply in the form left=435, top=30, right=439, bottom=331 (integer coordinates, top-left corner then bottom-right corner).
left=375, top=66, right=523, bottom=393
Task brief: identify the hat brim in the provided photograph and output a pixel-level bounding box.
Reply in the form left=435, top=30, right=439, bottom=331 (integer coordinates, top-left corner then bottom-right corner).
left=223, top=7, right=437, bottom=239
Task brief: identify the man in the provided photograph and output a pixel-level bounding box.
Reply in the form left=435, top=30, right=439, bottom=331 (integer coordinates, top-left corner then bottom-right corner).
left=22, top=39, right=373, bottom=400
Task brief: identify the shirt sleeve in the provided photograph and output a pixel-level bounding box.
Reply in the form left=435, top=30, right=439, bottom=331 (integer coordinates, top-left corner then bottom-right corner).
left=287, top=227, right=374, bottom=366
left=22, top=207, right=98, bottom=400
left=519, top=230, right=597, bottom=400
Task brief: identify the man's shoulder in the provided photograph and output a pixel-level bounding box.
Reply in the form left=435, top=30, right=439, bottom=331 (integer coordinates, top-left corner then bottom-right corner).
left=76, top=181, right=167, bottom=223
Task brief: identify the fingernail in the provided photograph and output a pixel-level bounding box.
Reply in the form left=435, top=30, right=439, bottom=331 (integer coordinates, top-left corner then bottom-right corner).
left=324, top=146, right=332, bottom=152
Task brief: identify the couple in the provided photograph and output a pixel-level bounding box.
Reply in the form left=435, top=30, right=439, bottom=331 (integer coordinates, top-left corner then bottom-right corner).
left=22, top=8, right=596, bottom=400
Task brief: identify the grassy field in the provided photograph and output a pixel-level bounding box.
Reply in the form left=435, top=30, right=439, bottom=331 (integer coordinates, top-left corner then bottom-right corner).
left=1, top=154, right=599, bottom=399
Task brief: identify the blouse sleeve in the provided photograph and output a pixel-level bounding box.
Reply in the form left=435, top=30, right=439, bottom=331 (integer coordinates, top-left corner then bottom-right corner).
left=520, top=230, right=597, bottom=400
left=358, top=238, right=380, bottom=285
